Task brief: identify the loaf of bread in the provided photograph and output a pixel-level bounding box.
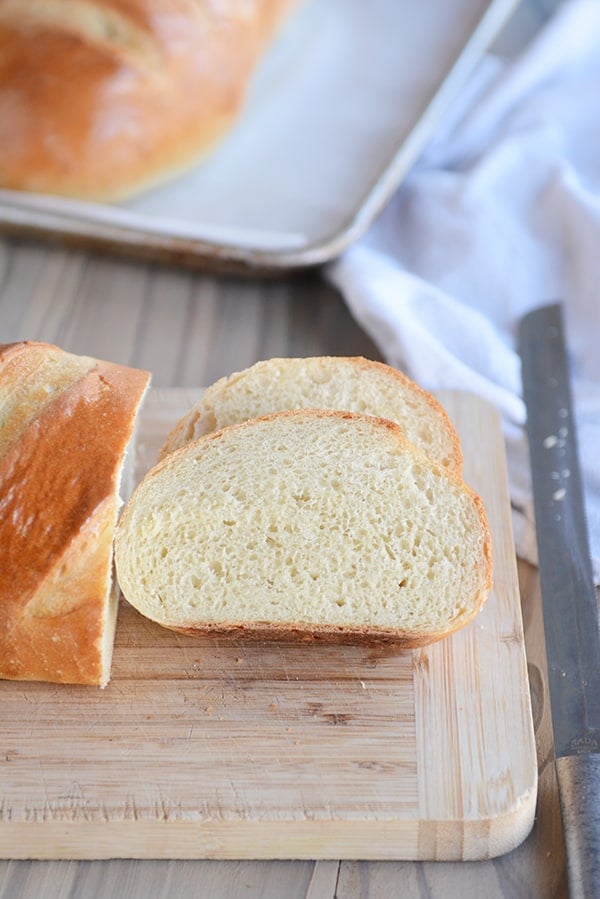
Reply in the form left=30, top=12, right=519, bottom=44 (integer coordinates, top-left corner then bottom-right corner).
left=0, top=341, right=150, bottom=686
left=115, top=410, right=491, bottom=646
left=160, top=356, right=463, bottom=473
left=0, top=0, right=298, bottom=201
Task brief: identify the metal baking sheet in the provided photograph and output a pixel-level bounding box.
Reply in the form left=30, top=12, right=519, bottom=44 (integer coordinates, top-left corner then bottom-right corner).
left=0, top=0, right=520, bottom=272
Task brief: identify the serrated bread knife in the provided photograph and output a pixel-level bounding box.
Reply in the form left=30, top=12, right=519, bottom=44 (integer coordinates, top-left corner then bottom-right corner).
left=519, top=303, right=600, bottom=899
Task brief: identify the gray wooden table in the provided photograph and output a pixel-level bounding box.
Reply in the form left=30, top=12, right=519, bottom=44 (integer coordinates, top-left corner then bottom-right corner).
left=0, top=236, right=565, bottom=897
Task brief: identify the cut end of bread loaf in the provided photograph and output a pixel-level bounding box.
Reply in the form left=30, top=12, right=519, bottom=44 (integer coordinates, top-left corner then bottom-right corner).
left=160, top=356, right=463, bottom=474
left=0, top=341, right=150, bottom=686
left=116, top=410, right=491, bottom=647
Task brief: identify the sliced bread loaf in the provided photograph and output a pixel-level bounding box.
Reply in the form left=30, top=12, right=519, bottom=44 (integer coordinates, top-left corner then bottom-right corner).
left=159, top=356, right=462, bottom=474
left=116, top=410, right=491, bottom=646
left=0, top=341, right=150, bottom=686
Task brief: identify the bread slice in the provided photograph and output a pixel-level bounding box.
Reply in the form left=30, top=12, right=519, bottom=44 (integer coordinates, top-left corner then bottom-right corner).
left=0, top=341, right=150, bottom=686
left=159, top=356, right=462, bottom=474
left=116, top=410, right=491, bottom=646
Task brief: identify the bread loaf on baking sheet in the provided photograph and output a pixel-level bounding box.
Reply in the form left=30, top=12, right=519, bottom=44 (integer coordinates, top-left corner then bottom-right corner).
left=0, top=341, right=150, bottom=686
left=0, top=0, right=298, bottom=201
left=115, top=410, right=491, bottom=646
left=160, top=356, right=463, bottom=473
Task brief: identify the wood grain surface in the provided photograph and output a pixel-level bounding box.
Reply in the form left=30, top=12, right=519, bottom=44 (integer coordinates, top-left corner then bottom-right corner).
left=0, top=236, right=567, bottom=896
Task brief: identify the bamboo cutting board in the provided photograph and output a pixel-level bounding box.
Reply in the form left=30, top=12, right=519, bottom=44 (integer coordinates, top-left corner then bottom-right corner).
left=0, top=389, right=537, bottom=861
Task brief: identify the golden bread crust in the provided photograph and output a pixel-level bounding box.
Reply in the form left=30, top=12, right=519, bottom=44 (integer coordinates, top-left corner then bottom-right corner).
left=0, top=342, right=150, bottom=685
left=0, top=0, right=297, bottom=200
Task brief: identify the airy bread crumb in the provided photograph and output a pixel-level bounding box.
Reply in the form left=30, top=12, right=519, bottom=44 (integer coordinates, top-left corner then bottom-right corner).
left=116, top=410, right=491, bottom=646
left=159, top=356, right=463, bottom=474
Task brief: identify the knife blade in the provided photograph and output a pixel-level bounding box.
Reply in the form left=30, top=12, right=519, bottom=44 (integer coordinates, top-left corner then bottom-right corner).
left=519, top=302, right=600, bottom=899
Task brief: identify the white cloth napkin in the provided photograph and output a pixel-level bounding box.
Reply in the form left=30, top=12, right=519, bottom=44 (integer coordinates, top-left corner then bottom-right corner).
left=327, top=0, right=600, bottom=583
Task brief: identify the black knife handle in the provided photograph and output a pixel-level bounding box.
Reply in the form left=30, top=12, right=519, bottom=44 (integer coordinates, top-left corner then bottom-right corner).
left=556, top=754, right=600, bottom=898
